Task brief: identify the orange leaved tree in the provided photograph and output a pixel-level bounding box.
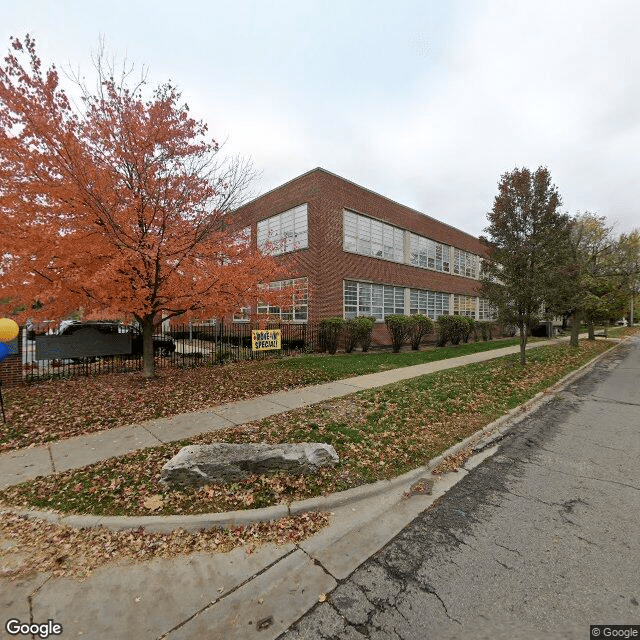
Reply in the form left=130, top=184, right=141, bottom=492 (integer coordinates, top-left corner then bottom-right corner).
left=0, top=36, right=288, bottom=377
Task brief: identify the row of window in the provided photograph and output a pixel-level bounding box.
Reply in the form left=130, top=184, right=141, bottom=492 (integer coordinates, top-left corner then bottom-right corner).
left=344, top=210, right=480, bottom=279
left=344, top=280, right=494, bottom=321
left=233, top=277, right=494, bottom=323
left=253, top=205, right=482, bottom=281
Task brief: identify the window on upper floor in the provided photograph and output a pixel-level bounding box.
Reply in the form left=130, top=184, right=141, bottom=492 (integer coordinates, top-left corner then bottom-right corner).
left=409, top=288, right=450, bottom=320
left=452, top=248, right=480, bottom=279
left=343, top=210, right=404, bottom=263
left=409, top=234, right=450, bottom=273
left=257, top=204, right=308, bottom=255
left=343, top=280, right=405, bottom=320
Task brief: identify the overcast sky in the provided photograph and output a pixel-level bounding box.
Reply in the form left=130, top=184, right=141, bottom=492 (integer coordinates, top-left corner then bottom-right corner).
left=4, top=0, right=639, bottom=237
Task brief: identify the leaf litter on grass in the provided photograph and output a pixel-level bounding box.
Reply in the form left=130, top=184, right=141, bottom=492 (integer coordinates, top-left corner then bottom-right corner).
left=0, top=340, right=614, bottom=520
left=0, top=338, right=527, bottom=452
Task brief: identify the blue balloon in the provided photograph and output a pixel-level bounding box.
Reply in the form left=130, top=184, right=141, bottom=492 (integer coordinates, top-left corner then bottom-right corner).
left=0, top=342, right=9, bottom=363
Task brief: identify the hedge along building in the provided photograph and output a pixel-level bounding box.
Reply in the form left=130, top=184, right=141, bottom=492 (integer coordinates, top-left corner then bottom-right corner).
left=230, top=167, right=493, bottom=346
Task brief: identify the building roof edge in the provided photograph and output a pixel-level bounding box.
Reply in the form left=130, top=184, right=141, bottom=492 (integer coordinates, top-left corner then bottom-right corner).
left=236, top=166, right=485, bottom=244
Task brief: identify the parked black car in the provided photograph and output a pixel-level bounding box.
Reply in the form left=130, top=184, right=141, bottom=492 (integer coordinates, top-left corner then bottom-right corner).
left=57, top=321, right=176, bottom=358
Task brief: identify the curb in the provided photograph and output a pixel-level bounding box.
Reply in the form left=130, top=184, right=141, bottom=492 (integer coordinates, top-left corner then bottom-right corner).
left=2, top=338, right=629, bottom=533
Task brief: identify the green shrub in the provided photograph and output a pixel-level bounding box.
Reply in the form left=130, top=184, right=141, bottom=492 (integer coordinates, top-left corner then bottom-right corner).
left=343, top=319, right=359, bottom=353
left=436, top=315, right=453, bottom=346
left=408, top=314, right=434, bottom=350
left=385, top=315, right=412, bottom=353
left=358, top=316, right=376, bottom=352
left=342, top=316, right=375, bottom=353
left=461, top=316, right=475, bottom=343
left=319, top=317, right=345, bottom=354
left=436, top=315, right=468, bottom=346
left=475, top=320, right=495, bottom=341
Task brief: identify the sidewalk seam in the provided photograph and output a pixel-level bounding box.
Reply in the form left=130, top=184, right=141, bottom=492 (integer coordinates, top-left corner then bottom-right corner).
left=140, top=424, right=164, bottom=445
left=155, top=546, right=299, bottom=640
left=47, top=444, right=56, bottom=474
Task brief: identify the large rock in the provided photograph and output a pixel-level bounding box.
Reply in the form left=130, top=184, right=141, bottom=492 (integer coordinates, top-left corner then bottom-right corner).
left=160, top=442, right=339, bottom=488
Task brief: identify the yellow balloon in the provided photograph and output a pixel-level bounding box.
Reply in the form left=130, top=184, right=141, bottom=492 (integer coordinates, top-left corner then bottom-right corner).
left=0, top=318, right=20, bottom=342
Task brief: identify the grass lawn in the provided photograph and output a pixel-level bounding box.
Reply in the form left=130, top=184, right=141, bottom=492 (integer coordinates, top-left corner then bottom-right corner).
left=0, top=336, right=526, bottom=452
left=0, top=339, right=614, bottom=518
left=594, top=325, right=640, bottom=338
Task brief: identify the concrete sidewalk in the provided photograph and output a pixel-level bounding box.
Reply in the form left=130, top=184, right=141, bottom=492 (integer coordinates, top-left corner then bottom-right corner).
left=0, top=336, right=597, bottom=489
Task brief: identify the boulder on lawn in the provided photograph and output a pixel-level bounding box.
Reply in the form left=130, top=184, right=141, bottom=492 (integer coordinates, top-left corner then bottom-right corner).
left=160, top=442, right=339, bottom=488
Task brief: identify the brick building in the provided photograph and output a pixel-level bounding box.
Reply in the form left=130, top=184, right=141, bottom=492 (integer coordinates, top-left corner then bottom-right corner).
left=231, top=168, right=492, bottom=345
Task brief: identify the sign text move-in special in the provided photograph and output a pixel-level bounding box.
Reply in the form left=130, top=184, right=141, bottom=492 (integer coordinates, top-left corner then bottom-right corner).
left=251, top=329, right=282, bottom=351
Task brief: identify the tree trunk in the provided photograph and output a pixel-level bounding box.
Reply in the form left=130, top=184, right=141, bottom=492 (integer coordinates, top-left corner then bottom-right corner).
left=603, top=322, right=608, bottom=338
left=587, top=322, right=595, bottom=340
left=519, top=321, right=527, bottom=365
left=570, top=311, right=580, bottom=347
left=142, top=314, right=155, bottom=378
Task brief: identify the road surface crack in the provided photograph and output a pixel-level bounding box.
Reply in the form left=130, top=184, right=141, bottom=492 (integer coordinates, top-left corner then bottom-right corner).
left=421, top=582, right=461, bottom=625
left=494, top=542, right=522, bottom=556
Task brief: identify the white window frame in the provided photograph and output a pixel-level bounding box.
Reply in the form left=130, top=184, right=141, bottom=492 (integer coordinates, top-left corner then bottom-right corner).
left=409, top=234, right=450, bottom=273
left=478, top=298, right=496, bottom=321
left=409, top=288, right=451, bottom=320
left=453, top=248, right=480, bottom=279
left=343, top=280, right=405, bottom=321
left=257, top=204, right=308, bottom=256
left=257, top=277, right=308, bottom=322
left=343, top=210, right=404, bottom=263
left=453, top=294, right=477, bottom=318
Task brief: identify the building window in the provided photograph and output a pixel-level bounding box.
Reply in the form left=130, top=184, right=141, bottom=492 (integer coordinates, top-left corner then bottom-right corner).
left=409, top=289, right=450, bottom=320
left=343, top=210, right=404, bottom=263
left=344, top=281, right=405, bottom=320
left=257, top=204, right=308, bottom=255
left=453, top=294, right=477, bottom=318
left=478, top=298, right=496, bottom=321
left=452, top=248, right=479, bottom=279
left=233, top=307, right=251, bottom=322
left=257, top=277, right=308, bottom=322
left=409, top=234, right=450, bottom=273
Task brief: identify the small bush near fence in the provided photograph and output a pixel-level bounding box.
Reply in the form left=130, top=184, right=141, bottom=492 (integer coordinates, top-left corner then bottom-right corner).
left=319, top=317, right=345, bottom=355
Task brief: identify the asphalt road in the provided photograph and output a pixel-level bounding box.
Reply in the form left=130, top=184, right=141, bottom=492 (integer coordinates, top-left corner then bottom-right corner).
left=280, top=337, right=640, bottom=640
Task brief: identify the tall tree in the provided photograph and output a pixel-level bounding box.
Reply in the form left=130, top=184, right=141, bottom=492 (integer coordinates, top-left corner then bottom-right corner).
left=0, top=36, right=288, bottom=377
left=617, top=230, right=640, bottom=325
left=481, top=166, right=570, bottom=365
left=557, top=214, right=637, bottom=345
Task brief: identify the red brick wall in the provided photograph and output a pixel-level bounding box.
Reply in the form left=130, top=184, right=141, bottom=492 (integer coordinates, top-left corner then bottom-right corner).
left=0, top=327, right=24, bottom=388
left=232, top=168, right=487, bottom=330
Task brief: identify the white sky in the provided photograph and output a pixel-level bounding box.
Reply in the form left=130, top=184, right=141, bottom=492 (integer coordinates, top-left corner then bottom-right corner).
left=4, top=0, right=640, bottom=238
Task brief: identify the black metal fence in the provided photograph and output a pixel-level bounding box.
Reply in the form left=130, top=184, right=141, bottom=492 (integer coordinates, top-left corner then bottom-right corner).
left=23, top=322, right=321, bottom=383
